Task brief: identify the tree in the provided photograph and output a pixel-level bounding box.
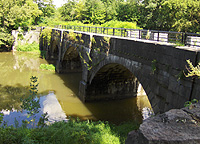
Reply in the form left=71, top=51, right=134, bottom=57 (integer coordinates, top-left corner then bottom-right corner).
left=0, top=0, right=42, bottom=50
left=59, top=0, right=77, bottom=21
left=33, top=0, right=56, bottom=24
left=116, top=1, right=139, bottom=22
left=136, top=0, right=200, bottom=32
left=101, top=0, right=118, bottom=21
left=161, top=0, right=200, bottom=32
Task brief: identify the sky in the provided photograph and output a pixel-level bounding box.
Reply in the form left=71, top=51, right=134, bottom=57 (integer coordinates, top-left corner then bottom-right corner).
left=53, top=0, right=66, bottom=8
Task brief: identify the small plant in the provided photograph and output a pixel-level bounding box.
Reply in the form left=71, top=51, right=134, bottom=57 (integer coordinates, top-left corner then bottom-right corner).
left=40, top=27, right=52, bottom=46
left=0, top=112, right=4, bottom=125
left=77, top=33, right=84, bottom=43
left=17, top=33, right=24, bottom=40
left=151, top=59, right=157, bottom=74
left=91, top=37, right=96, bottom=44
left=20, top=76, right=41, bottom=128
left=185, top=59, right=200, bottom=78
left=40, top=50, right=46, bottom=59
left=39, top=64, right=55, bottom=71
left=184, top=99, right=199, bottom=109
left=176, top=70, right=184, bottom=81
left=103, top=36, right=110, bottom=55
left=68, top=30, right=78, bottom=42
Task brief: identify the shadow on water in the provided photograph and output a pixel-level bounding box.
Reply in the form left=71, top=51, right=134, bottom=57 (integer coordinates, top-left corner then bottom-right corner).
left=55, top=73, right=81, bottom=97
left=0, top=83, right=51, bottom=111
left=54, top=71, right=144, bottom=125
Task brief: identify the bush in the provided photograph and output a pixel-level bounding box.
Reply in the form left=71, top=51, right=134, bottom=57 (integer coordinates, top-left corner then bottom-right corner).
left=39, top=17, right=141, bottom=30
left=39, top=64, right=55, bottom=71
left=40, top=27, right=52, bottom=46
left=101, top=20, right=141, bottom=29
left=16, top=42, right=40, bottom=52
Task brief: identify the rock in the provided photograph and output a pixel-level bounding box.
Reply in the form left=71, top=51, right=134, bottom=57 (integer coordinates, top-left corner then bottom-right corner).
left=126, top=103, right=200, bottom=144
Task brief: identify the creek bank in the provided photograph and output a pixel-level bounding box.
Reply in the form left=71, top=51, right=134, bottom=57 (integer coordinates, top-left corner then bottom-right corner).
left=126, top=102, right=200, bottom=144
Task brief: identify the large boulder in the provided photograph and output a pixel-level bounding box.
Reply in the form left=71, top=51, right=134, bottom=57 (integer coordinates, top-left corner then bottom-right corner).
left=126, top=102, right=200, bottom=144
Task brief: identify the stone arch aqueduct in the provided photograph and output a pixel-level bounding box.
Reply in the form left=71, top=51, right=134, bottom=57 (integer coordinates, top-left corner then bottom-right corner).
left=40, top=28, right=200, bottom=114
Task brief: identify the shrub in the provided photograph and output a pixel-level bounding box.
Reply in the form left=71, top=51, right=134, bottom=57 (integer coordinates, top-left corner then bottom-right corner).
left=39, top=64, right=55, bottom=71
left=101, top=20, right=141, bottom=29
left=16, top=42, right=40, bottom=52
left=40, top=27, right=52, bottom=46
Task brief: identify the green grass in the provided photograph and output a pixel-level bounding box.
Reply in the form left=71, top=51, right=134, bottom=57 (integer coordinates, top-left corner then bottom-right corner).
left=0, top=119, right=139, bottom=144
left=39, top=64, right=55, bottom=71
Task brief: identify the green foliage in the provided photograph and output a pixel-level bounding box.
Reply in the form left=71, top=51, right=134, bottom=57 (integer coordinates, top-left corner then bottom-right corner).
left=176, top=71, right=185, bottom=81
left=16, top=42, right=40, bottom=52
left=184, top=99, right=199, bottom=109
left=111, top=121, right=140, bottom=144
left=20, top=76, right=40, bottom=127
left=116, top=1, right=139, bottom=22
left=40, top=64, right=55, bottom=71
left=0, top=0, right=42, bottom=49
left=33, top=0, right=56, bottom=24
left=151, top=59, right=157, bottom=74
left=161, top=0, right=200, bottom=32
left=0, top=119, right=139, bottom=144
left=58, top=0, right=77, bottom=21
left=0, top=29, right=14, bottom=51
left=185, top=59, right=200, bottom=78
left=40, top=27, right=52, bottom=46
left=101, top=20, right=140, bottom=29
left=40, top=50, right=47, bottom=59
left=68, top=30, right=78, bottom=41
left=136, top=0, right=200, bottom=32
left=0, top=113, right=3, bottom=125
left=17, top=33, right=24, bottom=40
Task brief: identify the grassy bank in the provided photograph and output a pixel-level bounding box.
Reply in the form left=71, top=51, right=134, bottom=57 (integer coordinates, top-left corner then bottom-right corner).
left=0, top=118, right=139, bottom=144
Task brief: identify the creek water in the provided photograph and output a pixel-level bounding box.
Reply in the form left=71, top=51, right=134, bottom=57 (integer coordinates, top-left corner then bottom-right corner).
left=0, top=52, right=151, bottom=125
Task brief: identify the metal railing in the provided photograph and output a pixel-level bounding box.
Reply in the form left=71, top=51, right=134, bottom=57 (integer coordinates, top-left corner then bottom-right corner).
left=55, top=25, right=200, bottom=47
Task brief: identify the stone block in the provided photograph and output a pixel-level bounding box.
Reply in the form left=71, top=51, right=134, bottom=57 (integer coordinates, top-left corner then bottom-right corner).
left=190, top=84, right=200, bottom=100
left=168, top=78, right=180, bottom=93
left=147, top=92, right=155, bottom=104
left=177, top=95, right=189, bottom=108
left=158, top=87, right=169, bottom=100
left=171, top=94, right=181, bottom=108
left=178, top=85, right=191, bottom=100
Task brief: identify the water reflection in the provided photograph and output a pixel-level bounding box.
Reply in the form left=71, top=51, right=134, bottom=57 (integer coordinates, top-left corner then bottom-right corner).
left=0, top=52, right=152, bottom=125
left=1, top=92, right=67, bottom=127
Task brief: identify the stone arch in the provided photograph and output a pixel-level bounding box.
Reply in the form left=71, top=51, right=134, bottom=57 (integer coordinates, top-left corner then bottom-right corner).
left=52, top=45, right=59, bottom=60
left=86, top=63, right=139, bottom=100
left=49, top=38, right=60, bottom=60
left=60, top=46, right=82, bottom=73
left=87, top=55, right=157, bottom=113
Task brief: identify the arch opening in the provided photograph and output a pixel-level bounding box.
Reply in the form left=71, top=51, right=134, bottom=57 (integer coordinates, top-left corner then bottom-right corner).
left=85, top=63, right=153, bottom=119
left=52, top=45, right=59, bottom=60
left=61, top=46, right=82, bottom=73
left=48, top=39, right=59, bottom=60
left=86, top=63, right=139, bottom=101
